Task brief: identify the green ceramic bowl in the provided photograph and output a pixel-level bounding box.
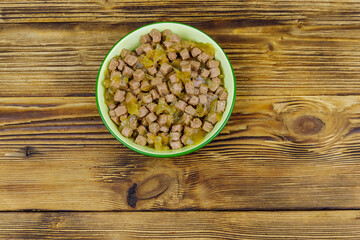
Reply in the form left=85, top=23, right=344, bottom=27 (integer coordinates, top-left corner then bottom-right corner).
left=96, top=22, right=236, bottom=157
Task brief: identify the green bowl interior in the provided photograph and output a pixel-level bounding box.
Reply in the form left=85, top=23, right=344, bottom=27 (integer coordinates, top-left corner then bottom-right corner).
left=96, top=22, right=236, bottom=157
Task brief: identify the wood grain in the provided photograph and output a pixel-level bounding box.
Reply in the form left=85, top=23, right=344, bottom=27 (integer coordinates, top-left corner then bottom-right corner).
left=0, top=211, right=359, bottom=239
left=1, top=22, right=360, bottom=96
left=2, top=97, right=360, bottom=211
left=1, top=0, right=360, bottom=25
left=1, top=96, right=360, bottom=145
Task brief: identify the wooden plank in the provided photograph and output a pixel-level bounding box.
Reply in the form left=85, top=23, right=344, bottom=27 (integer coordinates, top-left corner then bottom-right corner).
left=1, top=95, right=360, bottom=211
left=1, top=22, right=360, bottom=96
left=1, top=143, right=360, bottom=211
left=0, top=211, right=359, bottom=239
left=1, top=95, right=360, bottom=210
left=1, top=0, right=360, bottom=25
left=1, top=96, right=360, bottom=145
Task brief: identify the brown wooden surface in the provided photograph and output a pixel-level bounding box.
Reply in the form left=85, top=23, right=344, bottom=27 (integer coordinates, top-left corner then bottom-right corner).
left=0, top=211, right=360, bottom=239
left=1, top=0, right=360, bottom=239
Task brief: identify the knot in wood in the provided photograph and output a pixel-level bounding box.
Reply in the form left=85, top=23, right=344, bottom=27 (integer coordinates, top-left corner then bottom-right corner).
left=136, top=174, right=171, bottom=200
left=291, top=115, right=324, bottom=135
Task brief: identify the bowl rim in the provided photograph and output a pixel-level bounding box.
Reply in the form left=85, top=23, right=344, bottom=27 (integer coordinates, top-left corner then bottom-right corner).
left=96, top=22, right=236, bottom=158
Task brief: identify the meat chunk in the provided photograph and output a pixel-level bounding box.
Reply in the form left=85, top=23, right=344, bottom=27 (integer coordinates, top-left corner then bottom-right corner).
left=193, top=79, right=202, bottom=88
left=145, top=112, right=157, bottom=123
left=151, top=77, right=163, bottom=86
left=191, top=47, right=202, bottom=57
left=207, top=112, right=218, bottom=125
left=109, top=109, right=116, bottom=117
left=194, top=87, right=200, bottom=95
left=111, top=116, right=120, bottom=125
left=218, top=90, right=228, bottom=101
left=199, top=84, right=208, bottom=94
left=137, top=125, right=147, bottom=135
left=190, top=118, right=202, bottom=128
left=163, top=40, right=173, bottom=49
left=114, top=105, right=127, bottom=117
left=138, top=105, right=149, bottom=118
left=129, top=116, right=138, bottom=130
left=140, top=80, right=152, bottom=92
left=207, top=60, right=220, bottom=69
left=208, top=80, right=220, bottom=92
left=124, top=54, right=138, bottom=67
left=167, top=51, right=177, bottom=61
left=185, top=105, right=196, bottom=116
left=117, top=60, right=125, bottom=71
left=191, top=71, right=198, bottom=78
left=146, top=66, right=157, bottom=76
left=156, top=71, right=164, bottom=78
left=120, top=49, right=131, bottom=59
left=142, top=118, right=149, bottom=127
left=129, top=80, right=140, bottom=90
left=121, top=126, right=133, bottom=137
left=180, top=60, right=190, bottom=66
left=156, top=82, right=169, bottom=96
left=170, top=141, right=183, bottom=150
left=169, top=132, right=181, bottom=141
left=209, top=67, right=221, bottom=78
left=158, top=114, right=168, bottom=126
left=197, top=52, right=210, bottom=63
left=135, top=135, right=147, bottom=146
left=181, top=64, right=191, bottom=73
left=162, top=29, right=171, bottom=37
left=171, top=82, right=183, bottom=95
left=135, top=46, right=144, bottom=56
left=179, top=49, right=190, bottom=60
left=146, top=102, right=157, bottom=112
left=142, top=93, right=153, bottom=104
left=200, top=68, right=210, bottom=78
left=169, top=74, right=178, bottom=83
left=175, top=100, right=187, bottom=111
left=133, top=69, right=145, bottom=82
left=202, top=121, right=213, bottom=133
left=150, top=89, right=160, bottom=100
left=190, top=60, right=201, bottom=71
left=142, top=44, right=153, bottom=53
left=149, top=122, right=160, bottom=134
left=185, top=81, right=195, bottom=95
left=110, top=70, right=121, bottom=80
left=181, top=113, right=193, bottom=125
left=107, top=101, right=117, bottom=110
left=171, top=124, right=183, bottom=132
left=108, top=58, right=119, bottom=71
left=114, top=89, right=126, bottom=102
left=165, top=94, right=176, bottom=103
left=216, top=100, right=226, bottom=112
left=140, top=34, right=152, bottom=44
left=149, top=29, right=161, bottom=43
left=199, top=94, right=207, bottom=104
left=188, top=95, right=199, bottom=106
left=122, top=66, right=134, bottom=78
left=160, top=126, right=169, bottom=133
left=160, top=63, right=172, bottom=75
left=215, top=86, right=224, bottom=95
left=170, top=34, right=181, bottom=43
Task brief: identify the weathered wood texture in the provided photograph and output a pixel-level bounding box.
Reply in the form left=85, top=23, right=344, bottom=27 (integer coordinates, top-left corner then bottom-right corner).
left=1, top=96, right=360, bottom=145
left=1, top=2, right=360, bottom=96
left=0, top=211, right=360, bottom=239
left=1, top=96, right=360, bottom=210
left=1, top=0, right=360, bottom=238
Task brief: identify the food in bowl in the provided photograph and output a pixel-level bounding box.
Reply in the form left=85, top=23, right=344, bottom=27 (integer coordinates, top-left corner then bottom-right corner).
left=102, top=28, right=228, bottom=150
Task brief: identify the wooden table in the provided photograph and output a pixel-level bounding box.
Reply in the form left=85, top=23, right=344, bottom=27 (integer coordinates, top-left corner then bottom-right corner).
left=1, top=0, right=360, bottom=239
